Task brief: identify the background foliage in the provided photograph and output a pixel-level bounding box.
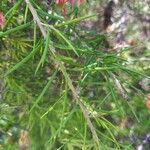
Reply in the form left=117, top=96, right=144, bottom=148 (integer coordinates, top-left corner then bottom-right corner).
left=0, top=0, right=150, bottom=149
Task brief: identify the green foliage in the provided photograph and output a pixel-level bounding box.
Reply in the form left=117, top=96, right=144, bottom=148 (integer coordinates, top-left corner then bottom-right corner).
left=0, top=0, right=150, bottom=150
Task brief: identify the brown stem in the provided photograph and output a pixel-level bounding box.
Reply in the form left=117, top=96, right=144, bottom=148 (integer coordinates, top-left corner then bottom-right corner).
left=24, top=0, right=100, bottom=148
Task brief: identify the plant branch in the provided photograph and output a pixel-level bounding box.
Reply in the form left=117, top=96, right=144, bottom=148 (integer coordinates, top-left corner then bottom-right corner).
left=24, top=0, right=100, bottom=147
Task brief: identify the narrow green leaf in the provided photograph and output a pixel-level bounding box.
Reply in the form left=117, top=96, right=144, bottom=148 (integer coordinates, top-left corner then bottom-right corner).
left=4, top=0, right=23, bottom=28
left=49, top=26, right=79, bottom=56
left=5, top=0, right=23, bottom=17
left=30, top=70, right=58, bottom=112
left=55, top=14, right=96, bottom=28
left=5, top=41, right=41, bottom=76
left=35, top=30, right=50, bottom=74
left=0, top=22, right=32, bottom=37
left=24, top=5, right=29, bottom=24
left=41, top=93, right=65, bottom=118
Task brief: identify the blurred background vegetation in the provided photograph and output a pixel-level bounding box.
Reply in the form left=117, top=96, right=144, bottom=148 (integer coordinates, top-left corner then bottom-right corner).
left=0, top=0, right=150, bottom=149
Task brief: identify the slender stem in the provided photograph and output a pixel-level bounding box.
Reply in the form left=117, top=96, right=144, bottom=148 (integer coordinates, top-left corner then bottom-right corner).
left=24, top=0, right=100, bottom=147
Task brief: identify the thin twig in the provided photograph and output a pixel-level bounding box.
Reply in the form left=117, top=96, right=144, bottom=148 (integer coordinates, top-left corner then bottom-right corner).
left=24, top=0, right=100, bottom=147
